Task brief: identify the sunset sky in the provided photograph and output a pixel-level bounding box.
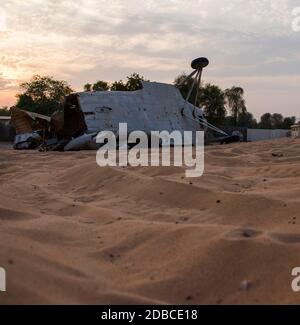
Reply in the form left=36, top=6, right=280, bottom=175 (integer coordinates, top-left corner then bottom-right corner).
left=0, top=0, right=299, bottom=118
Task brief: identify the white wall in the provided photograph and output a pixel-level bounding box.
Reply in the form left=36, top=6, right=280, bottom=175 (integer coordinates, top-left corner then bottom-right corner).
left=291, top=126, right=300, bottom=137
left=247, top=129, right=289, bottom=142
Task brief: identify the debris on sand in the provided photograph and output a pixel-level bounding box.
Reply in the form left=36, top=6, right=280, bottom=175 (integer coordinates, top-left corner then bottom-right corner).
left=272, top=153, right=284, bottom=157
left=240, top=280, right=251, bottom=291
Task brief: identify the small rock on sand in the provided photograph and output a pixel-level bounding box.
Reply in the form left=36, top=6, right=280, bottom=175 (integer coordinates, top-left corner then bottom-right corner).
left=240, top=280, right=251, bottom=291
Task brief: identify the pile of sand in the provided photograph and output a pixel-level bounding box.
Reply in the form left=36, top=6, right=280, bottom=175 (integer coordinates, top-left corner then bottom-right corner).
left=0, top=138, right=300, bottom=304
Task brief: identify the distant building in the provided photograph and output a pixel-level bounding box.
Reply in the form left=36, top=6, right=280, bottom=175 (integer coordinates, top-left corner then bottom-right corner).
left=291, top=124, right=300, bottom=138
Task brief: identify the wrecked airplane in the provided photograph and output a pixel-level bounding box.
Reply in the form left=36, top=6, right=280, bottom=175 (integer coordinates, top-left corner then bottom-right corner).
left=11, top=58, right=228, bottom=151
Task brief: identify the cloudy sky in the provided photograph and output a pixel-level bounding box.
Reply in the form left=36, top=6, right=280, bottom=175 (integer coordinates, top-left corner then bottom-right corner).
left=0, top=0, right=299, bottom=118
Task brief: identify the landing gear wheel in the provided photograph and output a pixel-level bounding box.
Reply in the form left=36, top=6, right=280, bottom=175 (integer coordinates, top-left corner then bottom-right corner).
left=191, top=57, right=209, bottom=70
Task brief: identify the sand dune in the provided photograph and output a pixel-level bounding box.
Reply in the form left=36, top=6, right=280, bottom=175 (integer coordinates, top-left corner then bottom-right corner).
left=1, top=138, right=300, bottom=304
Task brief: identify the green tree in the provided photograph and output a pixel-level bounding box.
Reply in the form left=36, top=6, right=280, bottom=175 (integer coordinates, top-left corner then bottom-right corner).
left=16, top=75, right=73, bottom=115
left=92, top=80, right=109, bottom=91
left=110, top=80, right=127, bottom=91
left=174, top=74, right=226, bottom=125
left=198, top=84, right=226, bottom=126
left=258, top=113, right=294, bottom=129
left=174, top=73, right=198, bottom=105
left=271, top=113, right=284, bottom=129
left=223, top=115, right=236, bottom=126
left=85, top=73, right=148, bottom=93
left=237, top=111, right=257, bottom=128
left=225, top=87, right=247, bottom=126
left=125, top=73, right=146, bottom=91
left=259, top=113, right=273, bottom=129
left=282, top=116, right=297, bottom=129
left=0, top=107, right=10, bottom=116
left=83, top=83, right=92, bottom=92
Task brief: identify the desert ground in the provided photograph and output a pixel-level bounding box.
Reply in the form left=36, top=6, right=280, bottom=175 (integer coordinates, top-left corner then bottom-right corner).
left=0, top=138, right=300, bottom=304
